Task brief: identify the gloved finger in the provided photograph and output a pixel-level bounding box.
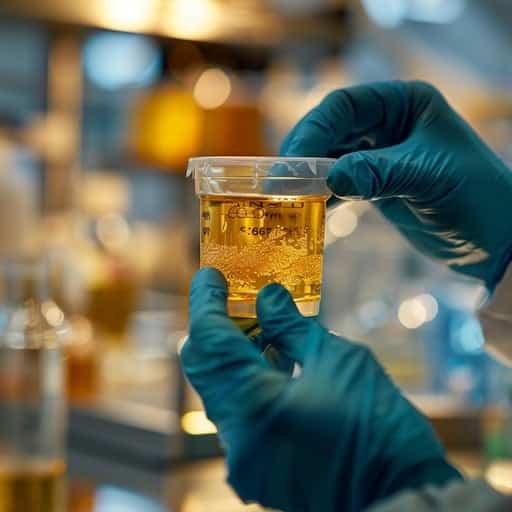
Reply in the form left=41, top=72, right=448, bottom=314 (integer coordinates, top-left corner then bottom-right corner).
left=280, top=82, right=411, bottom=158
left=264, top=160, right=319, bottom=196
left=281, top=114, right=383, bottom=158
left=327, top=144, right=423, bottom=200
left=182, top=268, right=274, bottom=416
left=187, top=267, right=248, bottom=343
left=256, top=283, right=314, bottom=365
left=279, top=111, right=332, bottom=157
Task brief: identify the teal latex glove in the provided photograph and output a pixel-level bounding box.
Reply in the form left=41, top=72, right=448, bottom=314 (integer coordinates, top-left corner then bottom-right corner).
left=281, top=81, right=512, bottom=290
left=181, top=268, right=461, bottom=512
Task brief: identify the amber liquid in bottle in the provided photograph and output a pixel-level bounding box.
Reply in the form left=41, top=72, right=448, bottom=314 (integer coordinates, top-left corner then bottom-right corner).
left=0, top=459, right=65, bottom=512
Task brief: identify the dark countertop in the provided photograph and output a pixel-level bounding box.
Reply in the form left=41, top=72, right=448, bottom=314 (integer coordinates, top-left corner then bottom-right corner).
left=67, top=451, right=487, bottom=512
left=68, top=457, right=264, bottom=512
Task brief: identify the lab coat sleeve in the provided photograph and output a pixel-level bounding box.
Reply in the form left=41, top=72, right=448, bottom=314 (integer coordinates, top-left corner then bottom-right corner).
left=365, top=480, right=512, bottom=512
left=479, top=263, right=512, bottom=365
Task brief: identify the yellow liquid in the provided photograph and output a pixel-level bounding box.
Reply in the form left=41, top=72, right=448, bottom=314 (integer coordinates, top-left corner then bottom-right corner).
left=86, top=270, right=138, bottom=345
left=0, top=459, right=65, bottom=512
left=200, top=194, right=326, bottom=317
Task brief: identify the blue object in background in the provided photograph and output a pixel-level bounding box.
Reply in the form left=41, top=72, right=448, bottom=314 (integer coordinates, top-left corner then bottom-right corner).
left=420, top=288, right=494, bottom=405
left=84, top=32, right=161, bottom=91
left=94, top=485, right=167, bottom=512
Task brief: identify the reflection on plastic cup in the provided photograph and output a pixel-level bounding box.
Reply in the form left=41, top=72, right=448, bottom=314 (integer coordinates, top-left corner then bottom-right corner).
left=188, top=157, right=335, bottom=318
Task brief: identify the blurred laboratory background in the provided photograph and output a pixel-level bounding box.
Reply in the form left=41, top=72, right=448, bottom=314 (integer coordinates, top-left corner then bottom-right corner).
left=0, top=0, right=512, bottom=511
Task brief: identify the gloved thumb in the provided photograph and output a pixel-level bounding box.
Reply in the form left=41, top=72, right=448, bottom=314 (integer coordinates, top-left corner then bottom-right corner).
left=327, top=145, right=417, bottom=200
left=182, top=268, right=290, bottom=430
left=256, top=284, right=314, bottom=365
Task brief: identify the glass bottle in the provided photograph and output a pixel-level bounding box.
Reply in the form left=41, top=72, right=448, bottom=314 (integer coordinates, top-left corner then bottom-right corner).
left=0, top=258, right=68, bottom=512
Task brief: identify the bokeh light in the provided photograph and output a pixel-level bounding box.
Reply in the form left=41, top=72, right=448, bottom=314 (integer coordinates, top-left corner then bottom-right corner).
left=398, top=297, right=428, bottom=329
left=84, top=32, right=160, bottom=90
left=42, top=302, right=65, bottom=328
left=165, top=0, right=220, bottom=40
left=485, top=461, right=512, bottom=494
left=193, top=68, right=232, bottom=109
left=327, top=204, right=358, bottom=238
left=450, top=316, right=484, bottom=354
left=417, top=294, right=439, bottom=321
left=97, top=0, right=160, bottom=32
left=181, top=411, right=217, bottom=435
left=398, top=294, right=439, bottom=329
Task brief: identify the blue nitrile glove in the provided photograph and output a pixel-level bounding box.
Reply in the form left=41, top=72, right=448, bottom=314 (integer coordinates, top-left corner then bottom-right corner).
left=281, top=81, right=512, bottom=291
left=180, top=268, right=461, bottom=512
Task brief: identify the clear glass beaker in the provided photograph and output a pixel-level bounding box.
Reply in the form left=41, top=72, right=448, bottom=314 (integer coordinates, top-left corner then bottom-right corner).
left=0, top=258, right=68, bottom=512
left=187, top=157, right=335, bottom=317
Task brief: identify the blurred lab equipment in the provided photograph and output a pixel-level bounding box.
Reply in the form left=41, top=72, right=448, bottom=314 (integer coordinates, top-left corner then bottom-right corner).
left=129, top=72, right=267, bottom=172
left=321, top=201, right=493, bottom=403
left=0, top=136, right=37, bottom=258
left=79, top=173, right=139, bottom=347
left=0, top=258, right=68, bottom=512
left=129, top=84, right=203, bottom=171
left=33, top=215, right=101, bottom=404
left=65, top=315, right=99, bottom=403
left=480, top=370, right=512, bottom=494
left=201, top=104, right=266, bottom=157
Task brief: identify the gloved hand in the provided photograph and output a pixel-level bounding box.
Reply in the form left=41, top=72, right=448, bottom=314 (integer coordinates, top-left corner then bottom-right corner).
left=181, top=268, right=461, bottom=512
left=281, top=81, right=512, bottom=291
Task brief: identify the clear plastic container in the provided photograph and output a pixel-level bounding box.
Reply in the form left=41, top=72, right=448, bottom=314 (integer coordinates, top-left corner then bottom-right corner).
left=187, top=156, right=335, bottom=317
